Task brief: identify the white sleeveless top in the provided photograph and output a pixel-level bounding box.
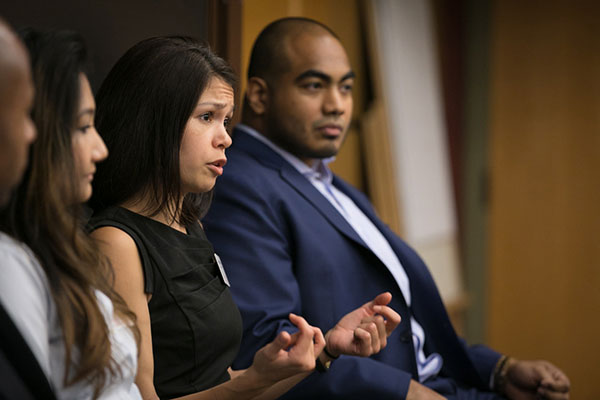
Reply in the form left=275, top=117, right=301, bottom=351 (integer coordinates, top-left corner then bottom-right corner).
left=0, top=232, right=141, bottom=399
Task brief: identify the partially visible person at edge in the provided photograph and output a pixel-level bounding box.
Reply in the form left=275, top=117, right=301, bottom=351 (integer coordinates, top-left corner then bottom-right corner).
left=87, top=36, right=401, bottom=400
left=0, top=16, right=49, bottom=399
left=0, top=18, right=35, bottom=206
left=0, top=28, right=142, bottom=399
left=203, top=17, right=571, bottom=400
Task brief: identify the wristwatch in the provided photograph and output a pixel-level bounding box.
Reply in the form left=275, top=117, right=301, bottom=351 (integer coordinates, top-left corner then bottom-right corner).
left=315, top=355, right=333, bottom=373
left=315, top=346, right=339, bottom=373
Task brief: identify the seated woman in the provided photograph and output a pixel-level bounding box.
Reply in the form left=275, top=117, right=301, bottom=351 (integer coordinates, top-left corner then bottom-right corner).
left=88, top=36, right=401, bottom=400
left=0, top=29, right=141, bottom=399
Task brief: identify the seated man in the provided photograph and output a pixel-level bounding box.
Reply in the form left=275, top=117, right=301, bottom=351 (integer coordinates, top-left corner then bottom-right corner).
left=0, top=16, right=55, bottom=400
left=204, top=17, right=570, bottom=400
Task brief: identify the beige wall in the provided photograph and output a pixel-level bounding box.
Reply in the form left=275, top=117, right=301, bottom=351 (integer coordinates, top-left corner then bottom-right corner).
left=487, top=1, right=600, bottom=398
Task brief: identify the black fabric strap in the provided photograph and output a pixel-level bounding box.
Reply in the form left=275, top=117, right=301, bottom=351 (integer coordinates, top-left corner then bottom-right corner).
left=0, top=303, right=56, bottom=400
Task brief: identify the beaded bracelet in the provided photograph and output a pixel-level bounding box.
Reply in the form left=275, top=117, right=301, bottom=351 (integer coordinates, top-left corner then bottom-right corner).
left=493, top=355, right=513, bottom=394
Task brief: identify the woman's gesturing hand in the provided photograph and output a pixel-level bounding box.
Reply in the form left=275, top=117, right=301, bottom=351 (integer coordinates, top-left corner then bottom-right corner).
left=248, top=313, right=325, bottom=385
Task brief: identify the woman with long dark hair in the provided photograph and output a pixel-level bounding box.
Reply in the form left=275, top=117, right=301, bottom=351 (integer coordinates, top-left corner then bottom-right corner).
left=0, top=29, right=141, bottom=399
left=89, top=36, right=400, bottom=400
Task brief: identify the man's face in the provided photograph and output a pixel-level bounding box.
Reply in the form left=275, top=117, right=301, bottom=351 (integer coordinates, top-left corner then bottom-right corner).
left=263, top=32, right=354, bottom=165
left=0, top=31, right=36, bottom=205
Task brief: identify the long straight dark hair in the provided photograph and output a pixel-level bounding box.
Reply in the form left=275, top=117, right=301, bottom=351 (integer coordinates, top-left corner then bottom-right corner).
left=89, top=36, right=236, bottom=226
left=0, top=29, right=138, bottom=399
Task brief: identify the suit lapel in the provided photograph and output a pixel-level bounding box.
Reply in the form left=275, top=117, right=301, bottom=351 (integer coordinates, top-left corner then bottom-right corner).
left=233, top=128, right=486, bottom=388
left=334, top=177, right=485, bottom=385
left=334, top=176, right=432, bottom=295
left=279, top=167, right=368, bottom=247
left=232, top=128, right=368, bottom=249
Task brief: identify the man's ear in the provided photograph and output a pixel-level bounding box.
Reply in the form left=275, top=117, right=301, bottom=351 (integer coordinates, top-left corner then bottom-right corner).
left=245, top=77, right=269, bottom=115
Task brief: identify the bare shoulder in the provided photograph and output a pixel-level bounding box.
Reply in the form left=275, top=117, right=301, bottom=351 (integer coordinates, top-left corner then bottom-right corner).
left=91, top=226, right=137, bottom=252
left=90, top=226, right=142, bottom=273
left=91, top=226, right=149, bottom=302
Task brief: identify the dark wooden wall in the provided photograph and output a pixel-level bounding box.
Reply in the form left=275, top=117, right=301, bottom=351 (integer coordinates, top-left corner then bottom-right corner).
left=1, top=0, right=209, bottom=90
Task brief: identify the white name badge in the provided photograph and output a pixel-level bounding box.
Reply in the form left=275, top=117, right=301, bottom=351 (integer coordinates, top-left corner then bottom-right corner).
left=214, top=253, right=230, bottom=287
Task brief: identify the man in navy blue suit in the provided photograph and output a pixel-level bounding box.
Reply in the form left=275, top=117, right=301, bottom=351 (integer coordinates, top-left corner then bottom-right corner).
left=204, top=17, right=570, bottom=400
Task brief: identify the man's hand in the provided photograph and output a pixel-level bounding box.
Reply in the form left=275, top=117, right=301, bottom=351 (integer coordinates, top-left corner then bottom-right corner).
left=504, top=359, right=570, bottom=400
left=325, top=292, right=401, bottom=357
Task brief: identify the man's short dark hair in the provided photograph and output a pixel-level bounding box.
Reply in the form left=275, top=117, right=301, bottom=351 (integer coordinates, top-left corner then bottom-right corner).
left=247, top=17, right=339, bottom=83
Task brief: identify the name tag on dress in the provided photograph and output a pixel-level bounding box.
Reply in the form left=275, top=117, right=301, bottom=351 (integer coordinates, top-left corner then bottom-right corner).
left=214, top=253, right=230, bottom=287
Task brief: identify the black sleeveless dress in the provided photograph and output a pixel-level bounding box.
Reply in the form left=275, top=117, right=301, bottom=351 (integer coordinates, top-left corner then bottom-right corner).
left=89, top=207, right=242, bottom=399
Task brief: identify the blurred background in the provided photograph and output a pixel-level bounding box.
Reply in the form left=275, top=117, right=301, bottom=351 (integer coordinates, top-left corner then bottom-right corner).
left=2, top=0, right=599, bottom=397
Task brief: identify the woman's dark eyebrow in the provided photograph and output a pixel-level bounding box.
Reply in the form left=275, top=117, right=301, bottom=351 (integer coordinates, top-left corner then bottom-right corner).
left=196, top=102, right=229, bottom=109
left=77, top=108, right=95, bottom=117
left=193, top=102, right=235, bottom=116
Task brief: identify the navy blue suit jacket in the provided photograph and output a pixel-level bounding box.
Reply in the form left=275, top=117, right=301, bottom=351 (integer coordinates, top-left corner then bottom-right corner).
left=203, top=127, right=501, bottom=399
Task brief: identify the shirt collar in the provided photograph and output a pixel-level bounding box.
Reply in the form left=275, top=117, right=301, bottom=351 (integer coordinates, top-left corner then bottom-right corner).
left=236, top=124, right=335, bottom=184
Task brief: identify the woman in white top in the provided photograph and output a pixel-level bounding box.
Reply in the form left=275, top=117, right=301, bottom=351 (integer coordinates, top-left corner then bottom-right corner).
left=0, top=29, right=141, bottom=399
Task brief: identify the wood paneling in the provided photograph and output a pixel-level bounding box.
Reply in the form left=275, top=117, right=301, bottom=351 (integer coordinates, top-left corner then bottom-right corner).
left=2, top=0, right=209, bottom=91
left=488, top=1, right=600, bottom=398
